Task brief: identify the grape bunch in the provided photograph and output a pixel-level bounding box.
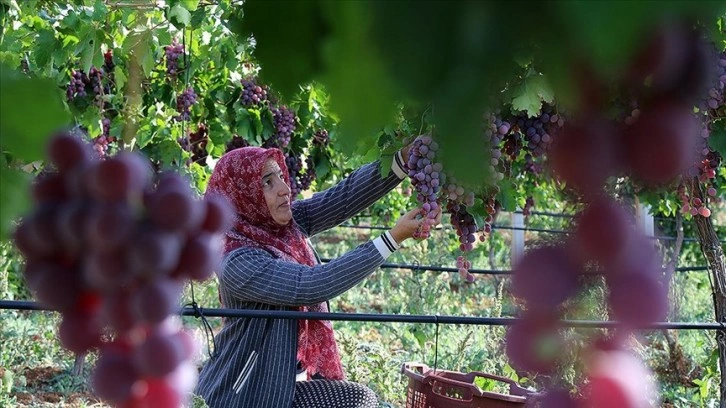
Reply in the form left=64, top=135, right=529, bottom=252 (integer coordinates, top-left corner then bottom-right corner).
left=89, top=67, right=104, bottom=108
left=164, top=40, right=184, bottom=79
left=522, top=196, right=534, bottom=217
left=92, top=118, right=115, bottom=159
left=188, top=123, right=209, bottom=165
left=508, top=106, right=565, bottom=176
left=270, top=105, right=297, bottom=148
left=298, top=156, right=316, bottom=191
left=285, top=154, right=303, bottom=197
left=174, top=87, right=197, bottom=122
left=698, top=48, right=725, bottom=113
left=240, top=78, right=269, bottom=107
left=103, top=50, right=115, bottom=74
left=14, top=131, right=235, bottom=408
left=284, top=153, right=315, bottom=198
left=225, top=135, right=250, bottom=153
left=507, top=198, right=668, bottom=403
left=481, top=112, right=507, bottom=181
left=66, top=70, right=89, bottom=101
left=448, top=202, right=476, bottom=282
left=313, top=129, right=330, bottom=146
left=405, top=135, right=442, bottom=240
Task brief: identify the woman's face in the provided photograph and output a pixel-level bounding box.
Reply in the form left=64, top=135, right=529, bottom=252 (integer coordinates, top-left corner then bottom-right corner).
left=261, top=158, right=292, bottom=225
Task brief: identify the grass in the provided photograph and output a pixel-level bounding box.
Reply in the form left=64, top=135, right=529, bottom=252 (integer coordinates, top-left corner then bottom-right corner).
left=0, top=211, right=721, bottom=407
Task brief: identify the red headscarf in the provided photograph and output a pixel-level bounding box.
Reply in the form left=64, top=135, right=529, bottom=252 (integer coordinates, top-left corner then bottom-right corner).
left=206, top=146, right=344, bottom=380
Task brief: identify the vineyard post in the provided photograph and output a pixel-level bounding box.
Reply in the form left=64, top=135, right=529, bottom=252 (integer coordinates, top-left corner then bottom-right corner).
left=689, top=178, right=726, bottom=407
left=510, top=210, right=525, bottom=267
left=637, top=203, right=655, bottom=238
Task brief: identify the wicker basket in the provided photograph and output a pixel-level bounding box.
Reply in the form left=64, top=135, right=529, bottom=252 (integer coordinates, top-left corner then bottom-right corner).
left=401, top=362, right=533, bottom=408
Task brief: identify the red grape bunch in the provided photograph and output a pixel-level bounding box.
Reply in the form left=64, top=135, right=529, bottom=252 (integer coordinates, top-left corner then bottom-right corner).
left=313, top=129, right=330, bottom=146
left=506, top=198, right=668, bottom=406
left=284, top=153, right=316, bottom=199
left=405, top=135, right=442, bottom=240
left=89, top=66, right=104, bottom=108
left=14, top=131, right=235, bottom=408
left=174, top=87, right=197, bottom=122
left=66, top=70, right=89, bottom=101
left=298, top=155, right=316, bottom=191
left=482, top=112, right=507, bottom=181
left=164, top=40, right=184, bottom=79
left=103, top=50, right=115, bottom=76
left=240, top=78, right=269, bottom=107
left=225, top=135, right=250, bottom=153
left=179, top=123, right=209, bottom=165
left=92, top=117, right=116, bottom=159
left=269, top=105, right=297, bottom=148
left=285, top=153, right=304, bottom=198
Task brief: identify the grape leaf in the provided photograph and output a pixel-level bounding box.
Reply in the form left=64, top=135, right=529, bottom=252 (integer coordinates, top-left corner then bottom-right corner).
left=92, top=0, right=108, bottom=21
left=510, top=75, right=554, bottom=117
left=169, top=4, right=192, bottom=27
left=497, top=180, right=517, bottom=212
left=0, top=68, right=69, bottom=161
left=710, top=119, right=726, bottom=158
left=0, top=167, right=31, bottom=241
left=379, top=154, right=393, bottom=177
left=229, top=0, right=325, bottom=98
left=315, top=155, right=331, bottom=179
left=34, top=29, right=56, bottom=70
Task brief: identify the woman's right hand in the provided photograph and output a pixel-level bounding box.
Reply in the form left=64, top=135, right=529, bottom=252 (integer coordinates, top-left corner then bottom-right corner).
left=390, top=206, right=442, bottom=244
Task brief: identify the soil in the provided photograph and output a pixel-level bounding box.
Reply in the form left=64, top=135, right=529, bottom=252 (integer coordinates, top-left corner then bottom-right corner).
left=9, top=366, right=105, bottom=407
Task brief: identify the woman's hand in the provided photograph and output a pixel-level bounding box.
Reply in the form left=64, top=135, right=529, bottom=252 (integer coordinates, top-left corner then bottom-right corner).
left=400, top=143, right=412, bottom=167
left=390, top=206, right=442, bottom=244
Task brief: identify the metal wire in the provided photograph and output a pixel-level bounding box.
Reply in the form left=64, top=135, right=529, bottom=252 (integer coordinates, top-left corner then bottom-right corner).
left=334, top=223, right=724, bottom=243
left=317, top=258, right=708, bottom=275
left=0, top=301, right=723, bottom=331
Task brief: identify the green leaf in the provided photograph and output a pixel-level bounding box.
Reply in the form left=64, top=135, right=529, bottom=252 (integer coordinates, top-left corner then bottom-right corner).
left=379, top=154, right=393, bottom=177
left=509, top=75, right=554, bottom=117
left=190, top=7, right=206, bottom=27
left=710, top=119, right=726, bottom=158
left=175, top=0, right=200, bottom=11
left=0, top=69, right=70, bottom=161
left=114, top=65, right=127, bottom=92
left=248, top=109, right=264, bottom=140
left=135, top=122, right=154, bottom=149
left=34, top=29, right=56, bottom=69
left=92, top=0, right=108, bottom=21
left=497, top=180, right=517, bottom=212
left=315, top=155, right=331, bottom=179
left=410, top=327, right=426, bottom=349
left=170, top=4, right=191, bottom=27
left=231, top=0, right=325, bottom=98
left=321, top=1, right=398, bottom=156
left=0, top=167, right=31, bottom=241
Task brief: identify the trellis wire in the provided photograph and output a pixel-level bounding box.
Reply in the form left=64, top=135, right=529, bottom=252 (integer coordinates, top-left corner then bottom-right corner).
left=317, top=258, right=709, bottom=274
left=334, top=223, right=725, bottom=243
left=0, top=300, right=722, bottom=331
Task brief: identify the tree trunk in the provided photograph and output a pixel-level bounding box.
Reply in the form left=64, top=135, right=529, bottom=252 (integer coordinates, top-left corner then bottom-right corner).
left=689, top=179, right=726, bottom=407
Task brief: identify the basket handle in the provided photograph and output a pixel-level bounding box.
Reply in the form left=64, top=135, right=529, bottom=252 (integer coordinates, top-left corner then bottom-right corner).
left=401, top=362, right=430, bottom=382
left=467, top=371, right=531, bottom=396
left=429, top=375, right=476, bottom=402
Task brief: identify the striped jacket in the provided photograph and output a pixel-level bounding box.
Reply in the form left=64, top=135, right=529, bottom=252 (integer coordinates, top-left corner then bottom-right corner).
left=195, top=156, right=406, bottom=408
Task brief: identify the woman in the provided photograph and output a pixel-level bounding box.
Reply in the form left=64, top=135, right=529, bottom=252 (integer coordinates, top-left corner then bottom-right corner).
left=195, top=145, right=435, bottom=408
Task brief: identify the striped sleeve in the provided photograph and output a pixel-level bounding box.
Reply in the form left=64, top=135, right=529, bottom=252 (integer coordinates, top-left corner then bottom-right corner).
left=292, top=157, right=405, bottom=237
left=372, top=231, right=400, bottom=259
left=220, top=241, right=386, bottom=306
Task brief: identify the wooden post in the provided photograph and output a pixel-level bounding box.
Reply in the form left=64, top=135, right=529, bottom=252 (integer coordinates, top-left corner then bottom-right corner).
left=688, top=179, right=726, bottom=408
left=511, top=210, right=524, bottom=267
